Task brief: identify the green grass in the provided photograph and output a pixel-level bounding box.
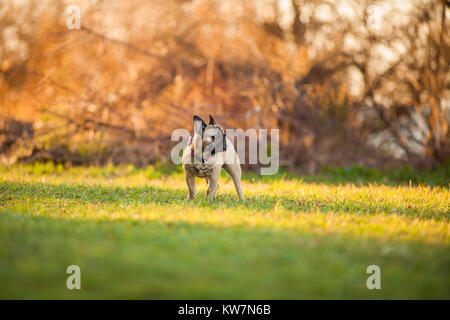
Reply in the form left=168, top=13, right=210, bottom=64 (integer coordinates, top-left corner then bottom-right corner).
left=0, top=163, right=448, bottom=299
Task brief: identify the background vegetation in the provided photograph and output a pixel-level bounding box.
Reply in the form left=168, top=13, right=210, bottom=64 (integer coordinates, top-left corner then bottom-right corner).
left=1, top=0, right=449, bottom=171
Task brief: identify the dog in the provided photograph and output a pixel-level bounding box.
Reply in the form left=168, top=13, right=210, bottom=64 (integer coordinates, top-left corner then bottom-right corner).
left=182, top=115, right=245, bottom=201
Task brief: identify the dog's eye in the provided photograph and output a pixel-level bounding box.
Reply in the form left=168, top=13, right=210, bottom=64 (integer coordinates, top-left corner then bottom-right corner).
left=211, top=136, right=215, bottom=142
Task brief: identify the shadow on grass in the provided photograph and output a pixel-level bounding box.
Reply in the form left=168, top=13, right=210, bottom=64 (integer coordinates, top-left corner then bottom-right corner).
left=0, top=209, right=449, bottom=299
left=0, top=180, right=447, bottom=221
left=3, top=162, right=449, bottom=187
left=241, top=163, right=450, bottom=187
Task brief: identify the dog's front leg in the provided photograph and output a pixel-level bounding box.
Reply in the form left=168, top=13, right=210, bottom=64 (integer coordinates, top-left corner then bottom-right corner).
left=186, top=174, right=196, bottom=200
left=206, top=170, right=220, bottom=198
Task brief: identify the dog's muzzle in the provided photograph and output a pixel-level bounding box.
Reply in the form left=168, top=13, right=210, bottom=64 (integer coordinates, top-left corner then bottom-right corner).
left=188, top=136, right=213, bottom=163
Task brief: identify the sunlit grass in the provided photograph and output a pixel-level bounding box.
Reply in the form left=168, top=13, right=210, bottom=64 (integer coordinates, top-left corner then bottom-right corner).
left=0, top=163, right=449, bottom=299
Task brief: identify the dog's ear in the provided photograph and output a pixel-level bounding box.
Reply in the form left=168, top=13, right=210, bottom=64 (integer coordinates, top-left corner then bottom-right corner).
left=193, top=115, right=207, bottom=134
left=208, top=114, right=216, bottom=125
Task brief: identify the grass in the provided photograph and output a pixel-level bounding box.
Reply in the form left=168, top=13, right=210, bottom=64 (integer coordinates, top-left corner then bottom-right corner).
left=0, top=163, right=448, bottom=299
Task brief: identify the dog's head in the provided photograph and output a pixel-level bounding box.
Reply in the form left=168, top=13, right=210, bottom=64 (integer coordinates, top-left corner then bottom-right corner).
left=193, top=114, right=227, bottom=155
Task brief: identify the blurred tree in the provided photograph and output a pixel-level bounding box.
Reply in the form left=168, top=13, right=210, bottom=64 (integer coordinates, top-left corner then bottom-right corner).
left=0, top=0, right=447, bottom=169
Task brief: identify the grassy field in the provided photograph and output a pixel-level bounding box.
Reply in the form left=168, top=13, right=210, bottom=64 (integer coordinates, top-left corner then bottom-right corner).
left=0, top=163, right=448, bottom=299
